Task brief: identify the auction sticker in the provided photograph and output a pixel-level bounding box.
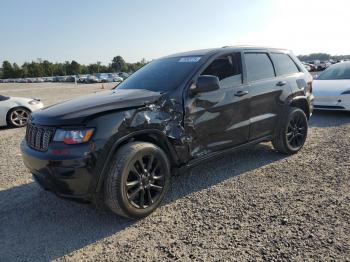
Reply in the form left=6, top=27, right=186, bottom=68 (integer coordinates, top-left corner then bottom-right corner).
left=179, top=57, right=201, bottom=63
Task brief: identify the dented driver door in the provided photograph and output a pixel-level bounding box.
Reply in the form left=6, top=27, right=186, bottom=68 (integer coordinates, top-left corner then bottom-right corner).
left=183, top=53, right=251, bottom=158
left=184, top=81, right=250, bottom=158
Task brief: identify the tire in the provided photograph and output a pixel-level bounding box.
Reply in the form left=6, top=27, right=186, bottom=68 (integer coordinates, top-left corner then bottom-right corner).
left=272, top=107, right=308, bottom=155
left=104, top=142, right=171, bottom=219
left=7, top=107, right=31, bottom=127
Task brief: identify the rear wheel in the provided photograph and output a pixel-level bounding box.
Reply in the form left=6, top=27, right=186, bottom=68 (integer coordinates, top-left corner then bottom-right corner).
left=272, top=107, right=308, bottom=155
left=104, top=142, right=170, bottom=219
left=7, top=107, right=30, bottom=127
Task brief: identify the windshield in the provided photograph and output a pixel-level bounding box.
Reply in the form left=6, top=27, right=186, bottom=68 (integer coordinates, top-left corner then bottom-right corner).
left=317, top=63, right=350, bottom=80
left=117, top=57, right=202, bottom=92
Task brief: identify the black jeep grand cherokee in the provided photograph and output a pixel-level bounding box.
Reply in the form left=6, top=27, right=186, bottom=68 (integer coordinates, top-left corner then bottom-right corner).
left=21, top=46, right=314, bottom=218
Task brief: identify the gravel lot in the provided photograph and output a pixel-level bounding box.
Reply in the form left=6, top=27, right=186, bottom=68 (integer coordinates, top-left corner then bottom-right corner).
left=0, top=83, right=349, bottom=261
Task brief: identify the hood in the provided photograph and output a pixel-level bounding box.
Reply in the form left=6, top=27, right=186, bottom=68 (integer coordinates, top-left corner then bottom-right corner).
left=31, top=88, right=162, bottom=126
left=313, top=79, right=350, bottom=96
left=9, top=97, right=32, bottom=103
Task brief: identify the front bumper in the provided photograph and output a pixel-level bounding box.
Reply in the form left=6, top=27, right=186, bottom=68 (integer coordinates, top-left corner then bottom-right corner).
left=20, top=140, right=96, bottom=201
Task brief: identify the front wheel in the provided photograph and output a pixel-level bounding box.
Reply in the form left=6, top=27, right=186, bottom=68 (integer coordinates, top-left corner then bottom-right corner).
left=104, top=142, right=170, bottom=219
left=272, top=107, right=308, bottom=155
left=7, top=107, right=30, bottom=127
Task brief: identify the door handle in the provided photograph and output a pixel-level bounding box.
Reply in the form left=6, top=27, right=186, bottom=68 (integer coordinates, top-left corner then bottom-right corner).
left=234, top=90, right=249, bottom=97
left=276, top=81, right=287, bottom=86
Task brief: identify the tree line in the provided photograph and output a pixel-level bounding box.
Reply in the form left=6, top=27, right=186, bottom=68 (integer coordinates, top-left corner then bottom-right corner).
left=297, top=53, right=350, bottom=62
left=0, top=56, right=148, bottom=79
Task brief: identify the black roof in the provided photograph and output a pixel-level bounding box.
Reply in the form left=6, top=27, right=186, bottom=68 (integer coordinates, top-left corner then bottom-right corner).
left=162, top=46, right=290, bottom=59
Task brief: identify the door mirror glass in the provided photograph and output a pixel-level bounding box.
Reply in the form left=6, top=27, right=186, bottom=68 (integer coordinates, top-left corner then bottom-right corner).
left=192, top=75, right=220, bottom=94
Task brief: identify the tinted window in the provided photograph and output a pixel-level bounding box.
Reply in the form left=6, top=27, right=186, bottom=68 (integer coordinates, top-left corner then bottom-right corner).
left=271, top=53, right=299, bottom=75
left=317, top=63, right=350, bottom=80
left=201, top=53, right=242, bottom=88
left=245, top=53, right=275, bottom=81
left=0, top=95, right=10, bottom=101
left=118, top=57, right=201, bottom=92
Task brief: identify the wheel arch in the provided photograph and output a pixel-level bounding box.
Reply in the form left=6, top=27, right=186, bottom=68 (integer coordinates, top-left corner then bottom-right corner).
left=289, top=96, right=310, bottom=119
left=94, top=129, right=179, bottom=193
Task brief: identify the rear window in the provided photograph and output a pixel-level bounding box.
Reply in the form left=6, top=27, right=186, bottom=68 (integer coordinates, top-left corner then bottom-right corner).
left=245, top=53, right=275, bottom=82
left=270, top=53, right=300, bottom=75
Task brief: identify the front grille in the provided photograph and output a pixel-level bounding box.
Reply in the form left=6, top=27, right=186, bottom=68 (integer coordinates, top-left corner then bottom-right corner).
left=25, top=124, right=55, bottom=152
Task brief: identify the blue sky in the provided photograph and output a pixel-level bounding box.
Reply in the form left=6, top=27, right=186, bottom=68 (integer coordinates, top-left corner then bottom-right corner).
left=1, top=0, right=349, bottom=65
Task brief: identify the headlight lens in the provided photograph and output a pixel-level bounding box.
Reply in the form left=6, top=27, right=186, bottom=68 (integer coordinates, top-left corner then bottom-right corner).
left=53, top=128, right=95, bottom=144
left=28, top=99, right=41, bottom=105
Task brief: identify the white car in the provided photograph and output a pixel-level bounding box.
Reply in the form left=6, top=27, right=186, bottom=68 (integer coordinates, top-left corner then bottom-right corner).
left=0, top=95, right=44, bottom=127
left=313, top=62, right=350, bottom=111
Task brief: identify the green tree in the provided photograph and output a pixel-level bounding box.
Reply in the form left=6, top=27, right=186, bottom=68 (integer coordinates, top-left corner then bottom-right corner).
left=0, top=56, right=150, bottom=79
left=26, top=61, right=44, bottom=77
left=2, top=61, right=13, bottom=78
left=12, top=63, right=23, bottom=78
left=111, top=56, right=126, bottom=72
left=42, top=60, right=53, bottom=76
left=298, top=53, right=331, bottom=62
left=87, top=63, right=99, bottom=74
left=70, top=60, right=80, bottom=75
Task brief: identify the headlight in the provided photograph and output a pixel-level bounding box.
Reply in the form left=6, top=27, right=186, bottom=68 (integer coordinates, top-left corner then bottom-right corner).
left=28, top=99, right=41, bottom=105
left=53, top=128, right=95, bottom=144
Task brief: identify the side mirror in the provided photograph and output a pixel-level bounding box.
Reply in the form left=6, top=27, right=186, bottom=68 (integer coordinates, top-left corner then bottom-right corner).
left=191, top=75, right=220, bottom=94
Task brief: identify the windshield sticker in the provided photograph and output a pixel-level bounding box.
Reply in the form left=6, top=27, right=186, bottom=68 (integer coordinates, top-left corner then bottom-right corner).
left=179, top=57, right=201, bottom=63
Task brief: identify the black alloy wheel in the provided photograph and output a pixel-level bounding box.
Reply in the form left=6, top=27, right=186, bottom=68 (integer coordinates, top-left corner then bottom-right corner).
left=286, top=113, right=307, bottom=150
left=105, top=142, right=170, bottom=219
left=272, top=107, right=308, bottom=155
left=125, top=153, right=165, bottom=209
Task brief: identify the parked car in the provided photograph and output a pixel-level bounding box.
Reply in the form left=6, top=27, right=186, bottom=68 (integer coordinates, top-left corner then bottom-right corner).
left=22, top=78, right=30, bottom=83
left=108, top=73, right=123, bottom=82
left=65, top=75, right=76, bottom=82
left=43, top=77, right=54, bottom=82
left=96, top=73, right=109, bottom=83
left=21, top=46, right=314, bottom=218
left=85, top=74, right=100, bottom=83
left=35, top=78, right=44, bottom=83
left=53, top=76, right=67, bottom=82
left=118, top=72, right=130, bottom=79
left=307, top=61, right=322, bottom=71
left=0, top=95, right=44, bottom=127
left=95, top=73, right=123, bottom=83
left=313, top=62, right=350, bottom=111
left=78, top=75, right=88, bottom=83
left=304, top=62, right=318, bottom=72
left=318, top=61, right=329, bottom=71
left=302, top=62, right=311, bottom=72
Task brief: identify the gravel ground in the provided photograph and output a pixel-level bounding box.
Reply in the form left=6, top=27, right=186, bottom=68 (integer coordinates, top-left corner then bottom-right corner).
left=0, top=83, right=349, bottom=261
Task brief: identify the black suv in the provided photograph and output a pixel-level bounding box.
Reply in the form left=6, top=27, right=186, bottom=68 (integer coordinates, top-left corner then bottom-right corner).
left=21, top=46, right=314, bottom=218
